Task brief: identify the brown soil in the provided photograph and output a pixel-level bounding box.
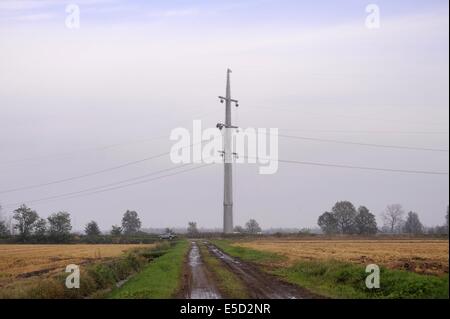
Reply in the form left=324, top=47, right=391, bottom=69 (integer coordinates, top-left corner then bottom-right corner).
left=204, top=243, right=322, bottom=299
left=185, top=241, right=222, bottom=299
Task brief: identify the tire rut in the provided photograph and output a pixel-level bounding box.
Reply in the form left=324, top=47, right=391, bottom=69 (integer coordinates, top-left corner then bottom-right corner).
left=205, top=242, right=321, bottom=299
left=186, top=241, right=222, bottom=299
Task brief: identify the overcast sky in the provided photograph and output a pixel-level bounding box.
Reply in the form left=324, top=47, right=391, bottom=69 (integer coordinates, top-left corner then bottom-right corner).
left=0, top=0, right=448, bottom=231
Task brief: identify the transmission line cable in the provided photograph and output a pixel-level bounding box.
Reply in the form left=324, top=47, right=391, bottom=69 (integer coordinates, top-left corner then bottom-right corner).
left=243, top=156, right=448, bottom=175
left=0, top=137, right=219, bottom=194
left=3, top=163, right=212, bottom=208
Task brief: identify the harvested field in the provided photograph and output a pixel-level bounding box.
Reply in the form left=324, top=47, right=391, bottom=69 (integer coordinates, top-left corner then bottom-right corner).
left=0, top=244, right=154, bottom=286
left=234, top=239, right=449, bottom=275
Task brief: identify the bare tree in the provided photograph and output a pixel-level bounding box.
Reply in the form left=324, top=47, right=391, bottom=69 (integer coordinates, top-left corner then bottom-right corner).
left=233, top=225, right=245, bottom=233
left=0, top=205, right=7, bottom=237
left=0, top=220, right=8, bottom=237
left=382, top=204, right=405, bottom=233
left=446, top=206, right=449, bottom=234
left=245, top=219, right=262, bottom=234
left=187, top=222, right=199, bottom=236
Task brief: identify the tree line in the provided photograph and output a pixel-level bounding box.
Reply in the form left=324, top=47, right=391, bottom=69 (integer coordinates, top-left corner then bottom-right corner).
left=184, top=219, right=262, bottom=237
left=317, top=201, right=449, bottom=235
left=0, top=205, right=144, bottom=243
left=1, top=202, right=447, bottom=240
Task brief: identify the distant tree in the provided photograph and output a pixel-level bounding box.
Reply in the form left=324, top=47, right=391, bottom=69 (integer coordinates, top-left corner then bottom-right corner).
left=110, top=225, right=122, bottom=236
left=47, top=212, right=72, bottom=241
left=121, top=210, right=141, bottom=235
left=34, top=218, right=47, bottom=238
left=332, top=201, right=357, bottom=234
left=382, top=204, right=405, bottom=233
left=187, top=222, right=199, bottom=236
left=85, top=221, right=101, bottom=236
left=165, top=227, right=174, bottom=234
left=0, top=205, right=6, bottom=237
left=403, top=211, right=423, bottom=234
left=354, top=206, right=378, bottom=235
left=0, top=220, right=9, bottom=237
left=233, top=225, right=245, bottom=233
left=426, top=225, right=447, bottom=235
left=298, top=228, right=312, bottom=235
left=446, top=206, right=449, bottom=234
left=317, top=212, right=338, bottom=234
left=13, top=205, right=39, bottom=239
left=245, top=219, right=262, bottom=234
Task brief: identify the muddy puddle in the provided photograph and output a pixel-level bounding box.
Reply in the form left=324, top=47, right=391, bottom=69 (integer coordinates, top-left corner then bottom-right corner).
left=206, top=243, right=321, bottom=299
left=187, top=242, right=222, bottom=299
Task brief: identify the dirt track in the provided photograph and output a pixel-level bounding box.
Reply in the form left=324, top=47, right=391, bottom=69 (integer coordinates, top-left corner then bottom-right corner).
left=185, top=241, right=320, bottom=299
left=185, top=242, right=222, bottom=299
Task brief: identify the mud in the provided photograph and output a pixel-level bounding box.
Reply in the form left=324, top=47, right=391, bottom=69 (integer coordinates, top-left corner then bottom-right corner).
left=186, top=242, right=222, bottom=299
left=205, top=242, right=322, bottom=299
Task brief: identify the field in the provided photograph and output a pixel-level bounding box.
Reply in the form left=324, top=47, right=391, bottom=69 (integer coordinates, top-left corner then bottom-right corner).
left=0, top=238, right=448, bottom=299
left=233, top=238, right=449, bottom=275
left=0, top=244, right=154, bottom=288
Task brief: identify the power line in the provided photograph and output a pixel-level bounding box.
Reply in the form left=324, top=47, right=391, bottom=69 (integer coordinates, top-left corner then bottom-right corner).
left=275, top=133, right=449, bottom=152
left=3, top=155, right=446, bottom=209
left=277, top=159, right=448, bottom=175
left=244, top=156, right=448, bottom=175
left=279, top=128, right=449, bottom=135
left=0, top=151, right=170, bottom=194
left=0, top=136, right=167, bottom=166
left=0, top=108, right=221, bottom=167
left=0, top=138, right=218, bottom=195
left=247, top=105, right=449, bottom=127
left=2, top=163, right=213, bottom=209
left=13, top=163, right=193, bottom=205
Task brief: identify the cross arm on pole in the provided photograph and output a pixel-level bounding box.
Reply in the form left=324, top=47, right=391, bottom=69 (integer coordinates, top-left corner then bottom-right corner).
left=218, top=96, right=239, bottom=106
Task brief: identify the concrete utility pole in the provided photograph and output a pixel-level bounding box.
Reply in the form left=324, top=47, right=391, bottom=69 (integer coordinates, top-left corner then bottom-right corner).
left=217, top=69, right=239, bottom=234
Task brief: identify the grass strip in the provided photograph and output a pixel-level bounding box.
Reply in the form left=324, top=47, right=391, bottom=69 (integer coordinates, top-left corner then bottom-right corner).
left=198, top=242, right=249, bottom=298
left=213, top=240, right=449, bottom=299
left=108, top=240, right=189, bottom=299
left=274, top=260, right=449, bottom=299
left=212, top=239, right=285, bottom=265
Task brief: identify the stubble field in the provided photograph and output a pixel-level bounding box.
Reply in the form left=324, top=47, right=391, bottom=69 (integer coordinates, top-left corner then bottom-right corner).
left=0, top=244, right=155, bottom=287
left=234, top=238, right=449, bottom=275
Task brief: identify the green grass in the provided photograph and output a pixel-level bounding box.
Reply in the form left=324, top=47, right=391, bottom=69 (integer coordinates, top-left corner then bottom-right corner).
left=213, top=240, right=449, bottom=299
left=274, top=260, right=449, bottom=299
left=212, top=239, right=285, bottom=264
left=108, top=240, right=189, bottom=299
left=199, top=242, right=249, bottom=298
